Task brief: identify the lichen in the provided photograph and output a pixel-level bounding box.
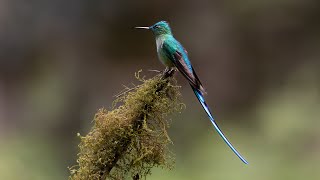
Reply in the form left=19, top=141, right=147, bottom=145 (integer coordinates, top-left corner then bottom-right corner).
left=69, top=70, right=183, bottom=180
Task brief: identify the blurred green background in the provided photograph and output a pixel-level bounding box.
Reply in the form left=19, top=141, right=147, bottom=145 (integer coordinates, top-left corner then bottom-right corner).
left=1, top=0, right=320, bottom=179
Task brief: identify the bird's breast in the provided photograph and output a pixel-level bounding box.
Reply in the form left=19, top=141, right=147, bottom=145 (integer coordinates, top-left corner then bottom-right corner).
left=155, top=37, right=175, bottom=67
left=155, top=37, right=164, bottom=52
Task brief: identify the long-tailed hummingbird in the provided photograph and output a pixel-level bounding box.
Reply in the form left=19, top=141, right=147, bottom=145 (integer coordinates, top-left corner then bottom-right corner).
left=135, top=21, right=248, bottom=164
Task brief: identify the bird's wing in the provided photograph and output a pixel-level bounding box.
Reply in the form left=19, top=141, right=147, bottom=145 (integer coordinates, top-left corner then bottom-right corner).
left=162, top=41, right=205, bottom=94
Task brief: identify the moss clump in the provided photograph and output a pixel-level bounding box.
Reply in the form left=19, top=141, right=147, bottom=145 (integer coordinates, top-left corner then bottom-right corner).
left=69, top=71, right=183, bottom=180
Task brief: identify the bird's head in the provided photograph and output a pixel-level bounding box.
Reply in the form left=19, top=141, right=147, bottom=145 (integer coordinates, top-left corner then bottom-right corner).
left=135, top=21, right=172, bottom=36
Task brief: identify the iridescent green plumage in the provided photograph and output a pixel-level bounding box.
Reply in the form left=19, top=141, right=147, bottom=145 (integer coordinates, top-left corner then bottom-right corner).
left=136, top=21, right=248, bottom=164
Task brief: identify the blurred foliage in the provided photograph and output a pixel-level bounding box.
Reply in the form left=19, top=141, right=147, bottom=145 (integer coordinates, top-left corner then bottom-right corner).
left=0, top=137, right=64, bottom=180
left=0, top=0, right=319, bottom=179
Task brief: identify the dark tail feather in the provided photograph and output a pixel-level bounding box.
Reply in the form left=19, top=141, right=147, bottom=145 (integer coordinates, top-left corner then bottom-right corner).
left=191, top=86, right=248, bottom=164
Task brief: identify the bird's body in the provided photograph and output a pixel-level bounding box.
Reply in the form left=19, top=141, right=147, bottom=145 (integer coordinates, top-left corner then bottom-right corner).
left=156, top=35, right=190, bottom=69
left=135, top=21, right=248, bottom=164
left=156, top=35, right=175, bottom=67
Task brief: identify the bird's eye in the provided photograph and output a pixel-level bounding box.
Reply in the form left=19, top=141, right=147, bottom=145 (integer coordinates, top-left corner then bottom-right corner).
left=155, top=25, right=160, bottom=29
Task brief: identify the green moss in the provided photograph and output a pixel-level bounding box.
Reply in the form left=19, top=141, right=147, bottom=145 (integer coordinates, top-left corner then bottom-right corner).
left=69, top=71, right=183, bottom=180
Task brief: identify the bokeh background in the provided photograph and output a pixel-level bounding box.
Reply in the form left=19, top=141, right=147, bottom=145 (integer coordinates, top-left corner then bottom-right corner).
left=1, top=0, right=320, bottom=179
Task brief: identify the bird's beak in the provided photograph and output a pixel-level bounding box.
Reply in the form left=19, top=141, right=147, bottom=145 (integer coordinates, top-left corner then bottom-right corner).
left=135, top=26, right=150, bottom=30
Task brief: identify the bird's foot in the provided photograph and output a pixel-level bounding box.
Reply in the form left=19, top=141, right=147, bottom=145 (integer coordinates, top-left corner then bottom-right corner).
left=162, top=67, right=176, bottom=78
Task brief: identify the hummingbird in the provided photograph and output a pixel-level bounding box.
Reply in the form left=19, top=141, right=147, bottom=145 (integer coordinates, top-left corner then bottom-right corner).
left=135, top=21, right=248, bottom=164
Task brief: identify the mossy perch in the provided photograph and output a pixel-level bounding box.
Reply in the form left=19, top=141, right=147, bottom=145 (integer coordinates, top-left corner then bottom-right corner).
left=69, top=70, right=183, bottom=179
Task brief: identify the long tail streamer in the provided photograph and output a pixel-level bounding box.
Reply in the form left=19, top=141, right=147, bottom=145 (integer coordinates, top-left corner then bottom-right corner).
left=192, top=86, right=249, bottom=164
